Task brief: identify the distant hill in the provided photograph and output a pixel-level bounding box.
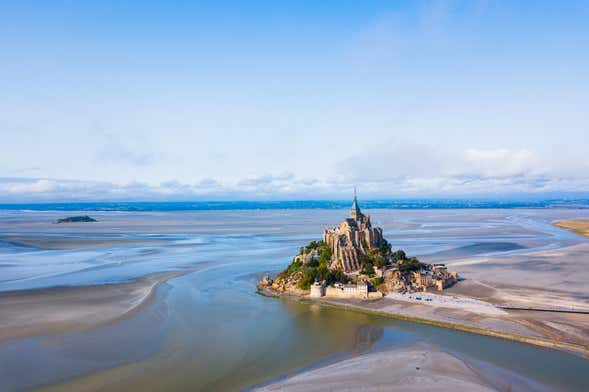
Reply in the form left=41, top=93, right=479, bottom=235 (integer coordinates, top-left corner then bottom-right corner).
left=54, top=215, right=97, bottom=223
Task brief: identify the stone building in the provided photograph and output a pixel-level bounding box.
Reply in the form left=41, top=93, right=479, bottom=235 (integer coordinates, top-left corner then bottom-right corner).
left=293, top=249, right=319, bottom=265
left=323, top=191, right=384, bottom=272
left=382, top=264, right=458, bottom=293
left=322, top=281, right=382, bottom=299
left=310, top=281, right=326, bottom=298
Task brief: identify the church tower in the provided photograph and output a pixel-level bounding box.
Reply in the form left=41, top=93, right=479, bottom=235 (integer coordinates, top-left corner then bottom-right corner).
left=350, top=187, right=361, bottom=220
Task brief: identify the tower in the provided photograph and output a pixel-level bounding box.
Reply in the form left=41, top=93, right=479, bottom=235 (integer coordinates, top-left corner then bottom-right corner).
left=350, top=187, right=361, bottom=220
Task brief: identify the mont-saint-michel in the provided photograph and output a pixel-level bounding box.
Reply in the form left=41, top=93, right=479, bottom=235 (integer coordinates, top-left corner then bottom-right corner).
left=257, top=196, right=589, bottom=370
left=2, top=2, right=589, bottom=391
left=261, top=192, right=458, bottom=299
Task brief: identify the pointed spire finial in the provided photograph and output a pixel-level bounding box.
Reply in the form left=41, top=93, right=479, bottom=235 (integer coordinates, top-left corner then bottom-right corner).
left=351, top=186, right=361, bottom=218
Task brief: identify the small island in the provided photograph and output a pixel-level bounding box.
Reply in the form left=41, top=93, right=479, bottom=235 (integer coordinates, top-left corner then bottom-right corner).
left=260, top=192, right=457, bottom=299
left=54, top=215, right=97, bottom=224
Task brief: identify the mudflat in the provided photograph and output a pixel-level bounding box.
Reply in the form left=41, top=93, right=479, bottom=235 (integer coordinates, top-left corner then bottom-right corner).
left=0, top=270, right=183, bottom=342
left=256, top=344, right=545, bottom=392
left=0, top=235, right=167, bottom=250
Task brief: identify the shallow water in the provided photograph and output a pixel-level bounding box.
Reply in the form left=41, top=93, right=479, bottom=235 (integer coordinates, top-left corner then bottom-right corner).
left=0, top=208, right=588, bottom=391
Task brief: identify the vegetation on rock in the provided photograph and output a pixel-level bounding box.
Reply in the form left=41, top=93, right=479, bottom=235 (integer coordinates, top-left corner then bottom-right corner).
left=273, top=237, right=426, bottom=292
left=55, top=216, right=97, bottom=223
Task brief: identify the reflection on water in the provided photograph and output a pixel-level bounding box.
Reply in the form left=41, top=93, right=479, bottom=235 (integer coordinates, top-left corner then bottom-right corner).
left=351, top=325, right=384, bottom=354
left=0, top=209, right=588, bottom=391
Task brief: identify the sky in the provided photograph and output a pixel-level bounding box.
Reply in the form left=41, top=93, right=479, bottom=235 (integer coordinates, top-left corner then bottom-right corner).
left=1, top=0, right=588, bottom=201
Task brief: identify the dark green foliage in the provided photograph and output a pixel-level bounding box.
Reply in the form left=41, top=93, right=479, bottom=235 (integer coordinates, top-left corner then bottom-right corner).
left=379, top=239, right=392, bottom=257
left=372, top=254, right=385, bottom=268
left=399, top=257, right=422, bottom=272
left=316, top=265, right=331, bottom=282
left=318, top=247, right=332, bottom=265
left=303, top=240, right=325, bottom=253
left=287, top=259, right=303, bottom=272
left=393, top=249, right=406, bottom=261
left=361, top=263, right=375, bottom=275
left=297, top=267, right=316, bottom=290
left=55, top=216, right=97, bottom=223
left=357, top=252, right=372, bottom=267
left=331, top=270, right=348, bottom=284
left=283, top=239, right=420, bottom=289
left=307, top=259, right=319, bottom=268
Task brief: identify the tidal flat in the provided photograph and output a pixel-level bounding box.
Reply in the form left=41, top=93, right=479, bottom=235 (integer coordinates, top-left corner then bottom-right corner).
left=1, top=208, right=589, bottom=391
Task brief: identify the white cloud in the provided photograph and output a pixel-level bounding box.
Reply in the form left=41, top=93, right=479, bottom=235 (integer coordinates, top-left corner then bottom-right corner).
left=7, top=179, right=59, bottom=193
left=335, top=142, right=589, bottom=196
left=1, top=143, right=588, bottom=202
left=457, top=148, right=542, bottom=177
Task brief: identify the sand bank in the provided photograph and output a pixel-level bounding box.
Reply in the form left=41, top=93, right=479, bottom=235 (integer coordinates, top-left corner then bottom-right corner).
left=256, top=344, right=543, bottom=392
left=554, top=219, right=589, bottom=239
left=0, top=270, right=184, bottom=342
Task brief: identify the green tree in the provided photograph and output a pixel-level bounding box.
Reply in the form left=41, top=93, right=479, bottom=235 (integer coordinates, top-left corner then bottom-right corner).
left=316, top=265, right=330, bottom=283
left=394, top=249, right=406, bottom=261
left=357, top=253, right=372, bottom=267
left=287, top=259, right=303, bottom=272
left=399, top=257, right=422, bottom=272
left=297, top=267, right=317, bottom=290
left=379, top=239, right=392, bottom=257
left=319, top=247, right=332, bottom=265
left=361, top=263, right=375, bottom=275
left=373, top=254, right=385, bottom=268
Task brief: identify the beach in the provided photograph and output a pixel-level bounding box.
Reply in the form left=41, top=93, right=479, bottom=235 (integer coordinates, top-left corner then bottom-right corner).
left=554, top=219, right=589, bottom=239
left=256, top=343, right=548, bottom=392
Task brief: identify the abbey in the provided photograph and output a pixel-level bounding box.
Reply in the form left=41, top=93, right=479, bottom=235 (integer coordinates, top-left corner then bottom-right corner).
left=263, top=191, right=458, bottom=298
left=323, top=190, right=384, bottom=272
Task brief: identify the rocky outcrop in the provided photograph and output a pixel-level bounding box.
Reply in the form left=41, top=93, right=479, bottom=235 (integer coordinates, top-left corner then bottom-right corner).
left=270, top=271, right=308, bottom=296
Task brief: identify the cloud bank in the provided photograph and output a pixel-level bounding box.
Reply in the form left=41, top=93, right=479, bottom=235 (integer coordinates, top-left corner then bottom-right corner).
left=1, top=146, right=588, bottom=202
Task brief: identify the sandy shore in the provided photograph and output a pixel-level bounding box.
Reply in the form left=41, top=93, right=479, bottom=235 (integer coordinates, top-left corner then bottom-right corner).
left=0, top=270, right=184, bottom=342
left=255, top=343, right=544, bottom=392
left=554, top=219, right=589, bottom=238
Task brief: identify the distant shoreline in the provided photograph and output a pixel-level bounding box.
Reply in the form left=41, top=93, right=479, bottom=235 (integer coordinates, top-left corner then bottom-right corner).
left=1, top=199, right=589, bottom=212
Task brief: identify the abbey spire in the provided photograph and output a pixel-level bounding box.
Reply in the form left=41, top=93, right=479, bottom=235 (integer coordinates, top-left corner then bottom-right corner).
left=350, top=187, right=361, bottom=220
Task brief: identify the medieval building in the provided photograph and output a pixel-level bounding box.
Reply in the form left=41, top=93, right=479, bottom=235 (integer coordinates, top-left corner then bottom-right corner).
left=323, top=191, right=384, bottom=272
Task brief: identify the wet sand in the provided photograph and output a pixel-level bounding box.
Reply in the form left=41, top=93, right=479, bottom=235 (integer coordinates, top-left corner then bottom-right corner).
left=256, top=343, right=544, bottom=392
left=0, top=235, right=168, bottom=250
left=0, top=270, right=184, bottom=342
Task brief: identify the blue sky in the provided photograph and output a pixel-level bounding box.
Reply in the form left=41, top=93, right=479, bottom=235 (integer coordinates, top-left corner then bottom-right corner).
left=1, top=1, right=588, bottom=201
